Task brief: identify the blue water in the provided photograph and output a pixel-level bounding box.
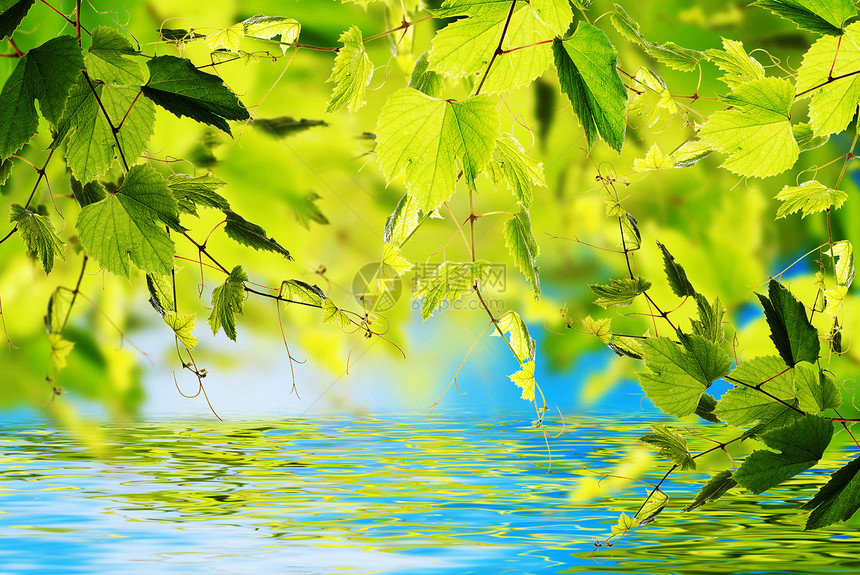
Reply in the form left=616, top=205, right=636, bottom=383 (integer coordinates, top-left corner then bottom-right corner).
left=0, top=412, right=858, bottom=574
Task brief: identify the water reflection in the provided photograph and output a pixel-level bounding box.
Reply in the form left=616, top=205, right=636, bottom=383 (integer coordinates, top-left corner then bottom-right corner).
left=0, top=413, right=858, bottom=574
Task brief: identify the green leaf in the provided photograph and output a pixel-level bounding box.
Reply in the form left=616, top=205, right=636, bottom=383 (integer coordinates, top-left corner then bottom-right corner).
left=795, top=364, right=843, bottom=413
left=85, top=26, right=144, bottom=84
left=382, top=242, right=413, bottom=280
left=590, top=277, right=650, bottom=308
left=322, top=298, right=351, bottom=328
left=582, top=315, right=612, bottom=344
left=635, top=491, right=669, bottom=526
left=633, top=144, right=674, bottom=172
left=628, top=68, right=676, bottom=130
left=243, top=15, right=300, bottom=53
left=830, top=240, right=854, bottom=288
left=223, top=210, right=291, bottom=260
left=796, top=22, right=860, bottom=137
left=684, top=470, right=737, bottom=511
left=205, top=23, right=244, bottom=53
left=803, top=455, right=860, bottom=529
left=408, top=52, right=443, bottom=98
left=733, top=415, right=833, bottom=494
left=146, top=272, right=175, bottom=315
left=0, top=157, right=12, bottom=192
left=609, top=335, right=644, bottom=359
left=44, top=287, right=73, bottom=334
left=167, top=174, right=230, bottom=215
left=485, top=134, right=546, bottom=208
left=757, top=279, right=820, bottom=366
left=553, top=23, right=627, bottom=152
left=384, top=193, right=421, bottom=246
left=705, top=38, right=765, bottom=90
left=69, top=177, right=107, bottom=208
left=638, top=335, right=732, bottom=417
left=376, top=88, right=499, bottom=211
left=695, top=393, right=721, bottom=423
left=253, top=117, right=327, bottom=138
left=208, top=265, right=247, bottom=341
left=610, top=4, right=648, bottom=46
left=698, top=77, right=798, bottom=179
left=48, top=333, right=74, bottom=370
left=325, top=26, right=373, bottom=115
left=142, top=55, right=250, bottom=136
left=649, top=42, right=705, bottom=72
left=9, top=203, right=65, bottom=274
left=508, top=360, right=536, bottom=402
left=0, top=0, right=33, bottom=40
left=163, top=312, right=198, bottom=349
left=657, top=241, right=695, bottom=298
left=640, top=423, right=696, bottom=470
left=494, top=310, right=535, bottom=363
left=0, top=36, right=84, bottom=159
left=503, top=207, right=540, bottom=299
left=714, top=356, right=800, bottom=429
left=54, top=75, right=155, bottom=182
left=792, top=123, right=830, bottom=151
left=691, top=293, right=726, bottom=344
left=76, top=165, right=180, bottom=277
left=279, top=279, right=326, bottom=307
left=412, top=260, right=491, bottom=320
left=775, top=181, right=848, bottom=219
left=620, top=213, right=641, bottom=251
left=751, top=0, right=856, bottom=35
left=430, top=0, right=568, bottom=94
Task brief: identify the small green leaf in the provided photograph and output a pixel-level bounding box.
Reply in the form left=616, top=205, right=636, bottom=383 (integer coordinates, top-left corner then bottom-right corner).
left=803, top=454, right=860, bottom=529
left=553, top=23, right=627, bottom=152
left=85, top=26, right=144, bottom=85
left=0, top=0, right=34, bottom=40
left=751, top=0, right=857, bottom=35
left=582, top=315, right=612, bottom=344
left=69, top=177, right=107, bottom=208
left=485, top=134, right=546, bottom=208
left=167, top=174, right=230, bottom=215
left=503, top=207, right=540, bottom=299
left=830, top=240, right=854, bottom=288
left=590, top=277, right=650, bottom=308
left=243, top=15, right=300, bottom=53
left=163, top=312, right=198, bottom=349
left=792, top=123, right=830, bottom=151
left=699, top=77, right=798, bottom=179
left=657, top=241, right=695, bottom=298
left=9, top=203, right=65, bottom=274
left=620, top=213, right=641, bottom=251
left=638, top=335, right=732, bottom=417
left=691, top=293, right=726, bottom=344
left=610, top=4, right=647, bottom=46
left=208, top=265, right=247, bottom=341
left=733, top=415, right=833, bottom=494
left=376, top=88, right=499, bottom=211
left=795, top=364, right=843, bottom=413
left=609, top=335, right=644, bottom=359
left=322, top=298, right=351, bottom=328
left=684, top=470, right=737, bottom=511
left=408, top=52, right=443, bottom=98
left=695, top=393, right=721, bottom=423
left=44, top=287, right=73, bottom=334
left=280, top=279, right=326, bottom=307
left=641, top=423, right=696, bottom=470
left=205, top=23, right=244, bottom=53
left=494, top=311, right=535, bottom=363
left=325, top=26, right=373, bottom=115
left=649, top=42, right=705, bottom=72
left=757, top=279, right=820, bottom=366
left=384, top=193, right=421, bottom=246
left=705, top=38, right=765, bottom=89
left=142, top=55, right=250, bottom=136
left=48, top=333, right=74, bottom=370
left=253, top=117, right=327, bottom=138
left=146, top=272, right=175, bottom=315
left=509, top=361, right=536, bottom=402
left=223, top=210, right=291, bottom=260
left=76, top=165, right=180, bottom=277
left=412, top=261, right=491, bottom=320
left=714, top=356, right=800, bottom=430
left=775, top=181, right=848, bottom=219
left=635, top=491, right=668, bottom=526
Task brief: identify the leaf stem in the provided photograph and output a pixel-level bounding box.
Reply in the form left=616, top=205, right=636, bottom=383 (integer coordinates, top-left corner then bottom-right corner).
left=82, top=71, right=130, bottom=172
left=474, top=0, right=517, bottom=96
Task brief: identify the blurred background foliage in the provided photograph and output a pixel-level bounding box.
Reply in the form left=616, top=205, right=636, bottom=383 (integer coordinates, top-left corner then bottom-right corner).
left=1, top=0, right=859, bottom=422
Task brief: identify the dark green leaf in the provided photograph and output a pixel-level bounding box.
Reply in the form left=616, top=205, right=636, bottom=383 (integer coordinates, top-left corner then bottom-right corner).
left=803, top=455, right=860, bottom=529
left=553, top=23, right=627, bottom=152
left=657, top=241, right=695, bottom=298
left=733, top=415, right=833, bottom=494
left=695, top=393, right=721, bottom=423
left=684, top=470, right=737, bottom=511
left=253, top=117, right=327, bottom=138
left=158, top=28, right=205, bottom=42
left=0, top=36, right=83, bottom=159
left=9, top=203, right=64, bottom=273
left=640, top=423, right=696, bottom=470
left=142, top=55, right=250, bottom=135
left=751, top=0, right=857, bottom=36
left=757, top=279, right=820, bottom=366
left=0, top=0, right=34, bottom=40
left=590, top=277, right=650, bottom=308
left=69, top=177, right=107, bottom=208
left=223, top=210, right=291, bottom=260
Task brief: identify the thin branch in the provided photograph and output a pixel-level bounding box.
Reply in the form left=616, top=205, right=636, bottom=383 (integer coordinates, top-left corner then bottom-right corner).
left=474, top=0, right=517, bottom=96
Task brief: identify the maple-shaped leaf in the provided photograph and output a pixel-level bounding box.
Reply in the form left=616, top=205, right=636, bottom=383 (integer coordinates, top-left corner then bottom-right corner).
left=142, top=55, right=250, bottom=135
left=699, top=77, right=798, bottom=178
left=376, top=88, right=499, bottom=211
left=9, top=203, right=65, bottom=274
left=325, top=26, right=373, bottom=115
left=322, top=299, right=351, bottom=328
left=209, top=265, right=247, bottom=341
left=590, top=277, right=650, bottom=308
left=751, top=0, right=857, bottom=36
left=509, top=360, right=536, bottom=402
left=581, top=315, right=612, bottom=344
left=76, top=164, right=180, bottom=277
left=205, top=23, right=244, bottom=53
left=775, top=181, right=848, bottom=219
left=553, top=22, right=627, bottom=152
left=164, top=312, right=198, bottom=349
left=705, top=38, right=765, bottom=90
